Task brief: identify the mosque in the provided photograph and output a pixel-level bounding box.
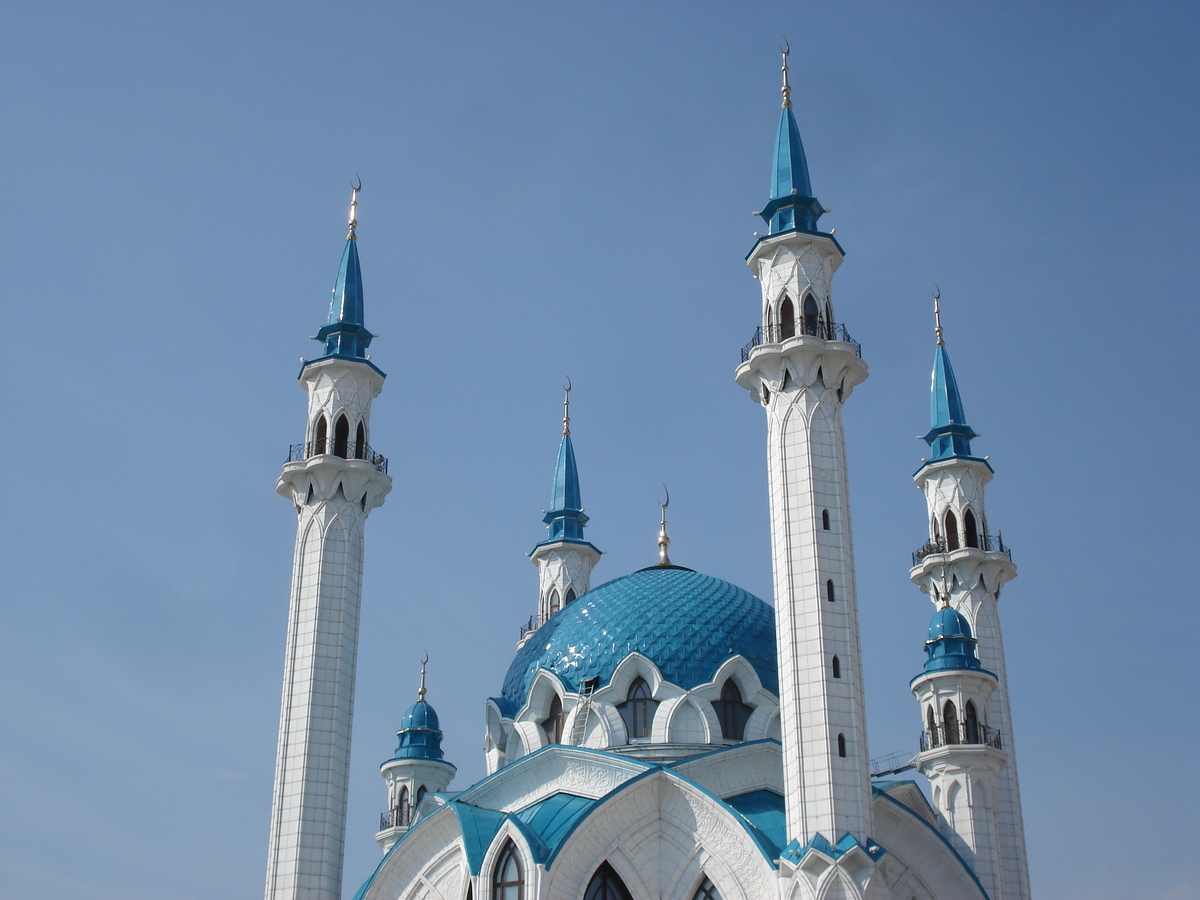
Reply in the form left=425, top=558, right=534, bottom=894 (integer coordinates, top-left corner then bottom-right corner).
left=262, top=51, right=1032, bottom=900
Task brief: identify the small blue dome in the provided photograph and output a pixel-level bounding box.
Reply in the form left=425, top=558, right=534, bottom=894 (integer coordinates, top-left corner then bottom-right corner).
left=924, top=606, right=981, bottom=673
left=400, top=700, right=439, bottom=732
left=928, top=606, right=973, bottom=642
left=391, top=699, right=446, bottom=761
left=499, top=565, right=777, bottom=710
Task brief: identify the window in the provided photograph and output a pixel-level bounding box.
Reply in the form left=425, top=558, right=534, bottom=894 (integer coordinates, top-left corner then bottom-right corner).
left=548, top=589, right=560, bottom=616
left=416, top=785, right=427, bottom=808
left=542, top=695, right=564, bottom=744
left=583, top=862, right=633, bottom=900
left=964, top=509, right=979, bottom=549
left=334, top=414, right=350, bottom=458
left=313, top=415, right=328, bottom=456
left=964, top=700, right=979, bottom=744
left=837, top=733, right=847, bottom=757
left=803, top=294, right=820, bottom=336
left=822, top=509, right=830, bottom=530
left=493, top=842, right=523, bottom=900
left=355, top=421, right=366, bottom=459
left=395, top=785, right=409, bottom=826
left=943, top=700, right=960, bottom=745
left=762, top=383, right=771, bottom=404
left=779, top=296, right=795, bottom=339
left=826, top=579, right=836, bottom=602
left=927, top=705, right=937, bottom=741
left=715, top=680, right=752, bottom=740
left=831, top=656, right=841, bottom=679
left=617, top=676, right=656, bottom=740
left=693, top=877, right=721, bottom=900
left=564, top=587, right=576, bottom=605
left=944, top=510, right=960, bottom=551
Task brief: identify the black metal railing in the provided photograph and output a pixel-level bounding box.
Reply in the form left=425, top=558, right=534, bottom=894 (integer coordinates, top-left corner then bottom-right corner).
left=518, top=614, right=538, bottom=641
left=740, top=320, right=862, bottom=363
left=912, top=533, right=1011, bottom=566
left=920, top=723, right=1002, bottom=752
left=287, top=440, right=389, bottom=474
left=379, top=807, right=411, bottom=830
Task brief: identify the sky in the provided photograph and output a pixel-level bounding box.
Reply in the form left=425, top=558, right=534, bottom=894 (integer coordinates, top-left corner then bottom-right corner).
left=0, top=3, right=1197, bottom=899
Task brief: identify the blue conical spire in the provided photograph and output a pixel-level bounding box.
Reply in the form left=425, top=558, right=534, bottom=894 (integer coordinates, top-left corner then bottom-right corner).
left=758, top=47, right=824, bottom=236
left=923, top=295, right=978, bottom=461
left=312, top=184, right=374, bottom=362
left=533, top=386, right=601, bottom=553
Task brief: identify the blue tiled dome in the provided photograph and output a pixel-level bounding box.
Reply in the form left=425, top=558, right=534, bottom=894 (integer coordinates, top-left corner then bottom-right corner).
left=391, top=700, right=447, bottom=761
left=928, top=606, right=972, bottom=641
left=500, top=565, right=777, bottom=710
left=924, top=606, right=982, bottom=673
left=400, top=699, right=439, bottom=731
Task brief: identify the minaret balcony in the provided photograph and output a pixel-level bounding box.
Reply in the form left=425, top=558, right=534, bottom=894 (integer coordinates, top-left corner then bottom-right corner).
left=379, top=806, right=412, bottom=830
left=740, top=320, right=861, bottom=363
left=920, top=723, right=1002, bottom=752
left=287, top=440, right=389, bottom=474
left=912, top=534, right=1011, bottom=567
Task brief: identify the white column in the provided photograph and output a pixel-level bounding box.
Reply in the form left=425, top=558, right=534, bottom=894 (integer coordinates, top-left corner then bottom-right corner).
left=266, top=357, right=392, bottom=900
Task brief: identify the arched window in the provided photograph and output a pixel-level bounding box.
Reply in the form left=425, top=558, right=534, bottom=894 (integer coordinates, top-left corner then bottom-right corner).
left=826, top=579, right=836, bottom=602
left=837, top=733, right=847, bottom=757
left=542, top=695, right=564, bottom=744
left=779, top=296, right=795, bottom=339
left=964, top=509, right=979, bottom=549
left=822, top=509, right=830, bottom=530
left=313, top=415, right=328, bottom=456
left=943, top=700, right=960, bottom=745
left=583, top=862, right=634, bottom=900
left=715, top=680, right=752, bottom=740
left=493, top=842, right=524, bottom=900
left=944, top=510, right=960, bottom=551
left=564, top=587, right=576, bottom=605
left=395, top=785, right=409, bottom=826
left=415, top=785, right=427, bottom=808
left=548, top=589, right=560, bottom=616
left=355, top=421, right=366, bottom=459
left=927, top=706, right=937, bottom=745
left=831, top=655, right=841, bottom=679
left=693, top=877, right=721, bottom=900
left=333, top=414, right=350, bottom=458
left=617, top=676, right=656, bottom=740
left=964, top=700, right=979, bottom=744
left=803, top=294, right=820, bottom=336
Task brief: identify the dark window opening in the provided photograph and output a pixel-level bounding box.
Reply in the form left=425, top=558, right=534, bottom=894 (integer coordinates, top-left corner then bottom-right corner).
left=395, top=786, right=410, bottom=826
left=493, top=842, right=524, bottom=900
left=314, top=415, right=328, bottom=456
left=762, top=383, right=771, bottom=404
left=416, top=785, right=426, bottom=808
left=826, top=579, right=836, bottom=602
left=822, top=509, right=830, bottom=530
left=837, top=733, right=847, bottom=757
left=964, top=700, right=979, bottom=744
left=355, top=421, right=366, bottom=459
left=927, top=705, right=937, bottom=739
left=779, top=296, right=795, bottom=339
left=583, top=862, right=634, bottom=900
left=944, top=510, right=960, bottom=551
left=715, top=680, right=752, bottom=740
left=542, top=695, right=564, bottom=744
left=334, top=414, right=350, bottom=458
left=548, top=589, right=560, bottom=616
left=617, top=676, right=656, bottom=740
left=831, top=656, right=841, bottom=679
left=693, top=877, right=721, bottom=900
left=943, top=700, right=960, bottom=745
left=564, top=587, right=576, bottom=605
left=803, top=294, right=820, bottom=336
left=964, top=509, right=979, bottom=549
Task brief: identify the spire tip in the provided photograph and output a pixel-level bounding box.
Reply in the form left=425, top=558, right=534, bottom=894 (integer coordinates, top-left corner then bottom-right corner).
left=417, top=651, right=428, bottom=702
left=656, top=484, right=672, bottom=566
left=347, top=175, right=361, bottom=241
left=932, top=284, right=945, bottom=346
left=562, top=378, right=572, bottom=436
left=780, top=38, right=792, bottom=109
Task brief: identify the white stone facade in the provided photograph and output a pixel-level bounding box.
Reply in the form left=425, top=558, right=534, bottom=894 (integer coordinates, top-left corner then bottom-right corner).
left=529, top=541, right=600, bottom=631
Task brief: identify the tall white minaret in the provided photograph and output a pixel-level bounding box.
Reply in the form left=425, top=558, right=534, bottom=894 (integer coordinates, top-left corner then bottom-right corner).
left=734, top=48, right=875, bottom=859
left=265, top=186, right=393, bottom=900
left=909, top=296, right=1031, bottom=900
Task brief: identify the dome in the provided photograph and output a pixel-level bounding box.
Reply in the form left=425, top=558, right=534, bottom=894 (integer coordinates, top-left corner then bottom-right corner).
left=500, top=565, right=777, bottom=710
left=927, top=606, right=972, bottom=641
left=924, top=606, right=981, bottom=673
left=391, top=699, right=446, bottom=761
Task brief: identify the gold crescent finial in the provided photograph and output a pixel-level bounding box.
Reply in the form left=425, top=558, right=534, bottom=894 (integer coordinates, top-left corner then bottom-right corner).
left=933, top=284, right=944, bottom=346
left=780, top=37, right=792, bottom=109
left=418, top=651, right=428, bottom=701
left=562, top=377, right=572, bottom=436
left=656, top=484, right=672, bottom=566
left=347, top=175, right=361, bottom=241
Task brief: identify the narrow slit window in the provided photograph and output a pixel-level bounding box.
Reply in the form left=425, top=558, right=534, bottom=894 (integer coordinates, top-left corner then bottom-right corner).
left=837, top=733, right=847, bottom=757
left=313, top=415, right=328, bottom=456
left=944, top=510, right=960, bottom=551
left=803, top=294, right=820, bottom=335
left=831, top=655, right=841, bottom=678
left=964, top=508, right=979, bottom=548
left=333, top=414, right=350, bottom=458
left=355, top=421, right=366, bottom=459
left=826, top=579, right=836, bottom=602
left=779, top=296, right=795, bottom=339
left=822, top=509, right=830, bottom=530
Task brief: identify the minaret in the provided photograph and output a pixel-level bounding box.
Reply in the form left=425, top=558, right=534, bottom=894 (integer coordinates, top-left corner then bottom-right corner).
left=375, top=656, right=456, bottom=853
left=527, top=384, right=601, bottom=633
left=909, top=295, right=1031, bottom=900
left=734, top=48, right=875, bottom=857
left=266, top=185, right=393, bottom=900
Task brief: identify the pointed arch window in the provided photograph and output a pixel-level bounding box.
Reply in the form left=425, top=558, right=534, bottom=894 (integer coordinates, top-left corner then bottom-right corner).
left=564, top=587, right=576, bottom=605
left=964, top=700, right=980, bottom=744
left=617, top=676, right=656, bottom=740
left=837, top=733, right=847, bottom=757
left=542, top=695, right=564, bottom=744
left=548, top=589, right=561, bottom=616
left=803, top=294, right=820, bottom=336
left=583, top=862, right=634, bottom=900
left=693, top=877, right=721, bottom=900
left=493, top=841, right=524, bottom=900
left=415, top=785, right=427, bottom=809
left=943, top=700, right=960, bottom=745
left=715, top=679, right=752, bottom=740
left=826, top=579, right=836, bottom=602
left=779, top=296, right=795, bottom=339
left=395, top=785, right=410, bottom=826
left=313, top=415, right=328, bottom=456
left=927, top=705, right=937, bottom=744
left=964, top=509, right=979, bottom=549
left=944, top=510, right=960, bottom=551
left=333, top=414, right=350, bottom=458
left=831, top=655, right=841, bottom=679
left=355, top=421, right=366, bottom=459
left=822, top=509, right=830, bottom=530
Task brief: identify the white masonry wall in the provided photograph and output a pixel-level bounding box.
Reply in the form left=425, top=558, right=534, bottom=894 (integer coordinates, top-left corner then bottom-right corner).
left=531, top=542, right=600, bottom=628
left=265, top=357, right=392, bottom=900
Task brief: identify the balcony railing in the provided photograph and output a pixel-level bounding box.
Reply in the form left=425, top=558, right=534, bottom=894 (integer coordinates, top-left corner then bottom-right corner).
left=912, top=533, right=1011, bottom=566
left=287, top=440, right=389, bottom=474
left=379, top=807, right=410, bottom=830
left=518, top=614, right=538, bottom=641
left=920, top=723, right=1002, bottom=752
left=740, top=320, right=862, bottom=363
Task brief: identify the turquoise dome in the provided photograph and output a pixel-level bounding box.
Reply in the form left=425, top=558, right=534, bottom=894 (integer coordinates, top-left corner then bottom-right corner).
left=391, top=699, right=447, bottom=761
left=499, top=565, right=777, bottom=711
left=928, top=606, right=972, bottom=641
left=924, top=606, right=981, bottom=673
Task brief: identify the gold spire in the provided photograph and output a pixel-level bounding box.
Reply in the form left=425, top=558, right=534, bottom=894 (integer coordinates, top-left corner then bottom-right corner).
left=656, top=484, right=672, bottom=566
left=780, top=38, right=792, bottom=109
left=933, top=283, right=945, bottom=346
left=417, top=651, right=428, bottom=702
left=347, top=175, right=361, bottom=241
left=562, top=378, right=572, bottom=436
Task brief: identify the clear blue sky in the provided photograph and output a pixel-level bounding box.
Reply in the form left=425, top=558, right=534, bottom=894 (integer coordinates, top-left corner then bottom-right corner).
left=0, top=3, right=1196, bottom=899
